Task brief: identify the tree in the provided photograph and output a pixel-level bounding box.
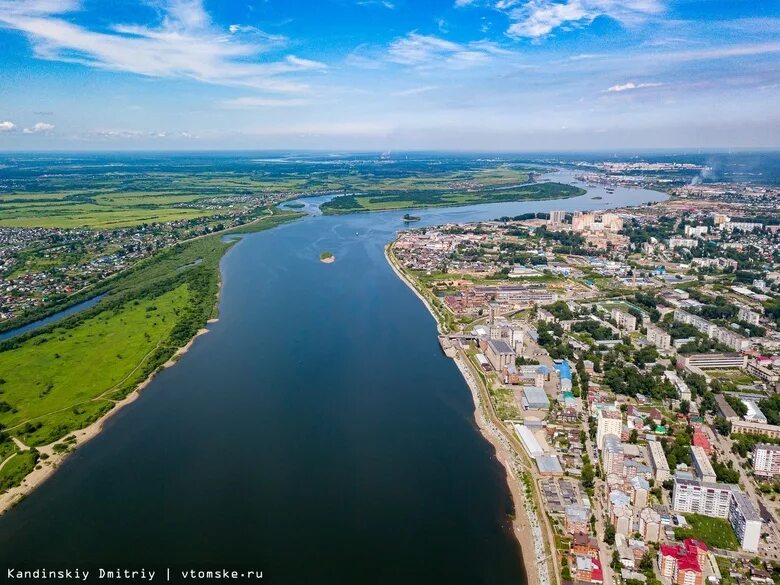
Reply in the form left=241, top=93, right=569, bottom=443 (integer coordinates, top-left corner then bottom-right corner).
left=611, top=550, right=622, bottom=571
left=680, top=400, right=690, bottom=415
left=604, top=523, right=616, bottom=545
left=629, top=429, right=639, bottom=444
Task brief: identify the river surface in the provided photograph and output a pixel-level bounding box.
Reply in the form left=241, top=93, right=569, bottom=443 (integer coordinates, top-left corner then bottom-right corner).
left=0, top=174, right=666, bottom=583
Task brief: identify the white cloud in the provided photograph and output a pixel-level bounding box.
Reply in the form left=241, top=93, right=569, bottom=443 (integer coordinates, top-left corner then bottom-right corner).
left=220, top=97, right=311, bottom=108
left=23, top=122, right=55, bottom=133
left=0, top=121, right=15, bottom=132
left=504, top=0, right=665, bottom=38
left=387, top=33, right=509, bottom=68
left=607, top=81, right=663, bottom=92
left=391, top=85, right=438, bottom=97
left=0, top=0, right=324, bottom=92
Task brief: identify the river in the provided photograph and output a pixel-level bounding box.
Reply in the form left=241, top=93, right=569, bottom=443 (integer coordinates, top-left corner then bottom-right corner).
left=0, top=175, right=666, bottom=583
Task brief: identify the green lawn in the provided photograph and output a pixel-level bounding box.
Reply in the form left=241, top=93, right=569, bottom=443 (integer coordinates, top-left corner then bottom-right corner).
left=674, top=514, right=740, bottom=550
left=0, top=450, right=39, bottom=492
left=0, top=285, right=191, bottom=444
left=321, top=181, right=585, bottom=214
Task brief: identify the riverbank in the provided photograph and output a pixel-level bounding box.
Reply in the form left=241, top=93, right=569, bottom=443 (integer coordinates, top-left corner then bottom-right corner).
left=385, top=243, right=549, bottom=585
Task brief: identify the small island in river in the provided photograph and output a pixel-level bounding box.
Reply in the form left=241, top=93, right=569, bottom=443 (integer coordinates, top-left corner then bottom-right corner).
left=320, top=251, right=335, bottom=263
left=402, top=213, right=421, bottom=222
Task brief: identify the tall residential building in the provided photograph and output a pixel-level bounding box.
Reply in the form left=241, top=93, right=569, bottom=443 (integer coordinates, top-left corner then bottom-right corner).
left=664, top=370, right=691, bottom=402
left=647, top=324, right=672, bottom=351
left=549, top=210, right=566, bottom=225
left=602, top=434, right=625, bottom=476
left=689, top=446, right=716, bottom=483
left=596, top=409, right=623, bottom=449
left=672, top=477, right=733, bottom=519
left=753, top=444, right=780, bottom=478
left=729, top=492, right=762, bottom=553
left=611, top=308, right=637, bottom=332
left=647, top=440, right=670, bottom=482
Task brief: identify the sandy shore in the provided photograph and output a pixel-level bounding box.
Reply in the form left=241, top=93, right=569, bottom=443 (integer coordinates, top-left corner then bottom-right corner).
left=0, top=326, right=213, bottom=516
left=385, top=244, right=548, bottom=585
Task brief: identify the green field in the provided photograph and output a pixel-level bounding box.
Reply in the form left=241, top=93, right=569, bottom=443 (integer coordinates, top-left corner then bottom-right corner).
left=320, top=180, right=585, bottom=214
left=674, top=514, right=739, bottom=550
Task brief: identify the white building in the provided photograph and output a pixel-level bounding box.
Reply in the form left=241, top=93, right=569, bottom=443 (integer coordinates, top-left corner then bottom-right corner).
left=603, top=434, right=625, bottom=476
left=738, top=306, right=761, bottom=326
left=729, top=492, right=762, bottom=552
left=690, top=446, right=717, bottom=483
left=611, top=308, right=637, bottom=332
left=597, top=409, right=623, bottom=449
left=647, top=440, right=670, bottom=483
left=647, top=324, right=672, bottom=351
left=672, top=477, right=732, bottom=518
left=753, top=444, right=780, bottom=478
left=664, top=370, right=691, bottom=402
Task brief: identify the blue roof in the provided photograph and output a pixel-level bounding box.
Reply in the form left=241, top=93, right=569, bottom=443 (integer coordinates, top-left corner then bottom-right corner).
left=536, top=365, right=550, bottom=374
left=554, top=360, right=572, bottom=380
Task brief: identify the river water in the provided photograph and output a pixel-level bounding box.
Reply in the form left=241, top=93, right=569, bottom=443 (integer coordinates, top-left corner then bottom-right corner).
left=0, top=173, right=666, bottom=583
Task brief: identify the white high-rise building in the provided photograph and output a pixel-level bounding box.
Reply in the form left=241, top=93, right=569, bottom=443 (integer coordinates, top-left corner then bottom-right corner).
left=596, top=409, right=623, bottom=449
left=753, top=444, right=780, bottom=478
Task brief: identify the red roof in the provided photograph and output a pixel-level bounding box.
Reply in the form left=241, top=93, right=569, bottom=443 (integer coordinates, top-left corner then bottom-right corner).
left=660, top=539, right=706, bottom=575
left=591, top=557, right=603, bottom=583
left=692, top=432, right=711, bottom=451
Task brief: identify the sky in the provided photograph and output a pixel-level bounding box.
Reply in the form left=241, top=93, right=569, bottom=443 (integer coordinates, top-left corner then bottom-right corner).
left=0, top=0, right=779, bottom=151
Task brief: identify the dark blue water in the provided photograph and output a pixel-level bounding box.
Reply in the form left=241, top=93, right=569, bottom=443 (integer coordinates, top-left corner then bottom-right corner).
left=0, top=180, right=666, bottom=583
left=0, top=295, right=105, bottom=342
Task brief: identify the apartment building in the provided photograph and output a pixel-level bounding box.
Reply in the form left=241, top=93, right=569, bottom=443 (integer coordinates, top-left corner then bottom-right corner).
left=672, top=477, right=732, bottom=519
left=647, top=324, right=672, bottom=351
left=658, top=540, right=707, bottom=585
left=647, top=440, right=670, bottom=483
left=729, top=491, right=762, bottom=553
left=596, top=409, right=623, bottom=449
left=753, top=444, right=780, bottom=478
left=602, top=434, right=625, bottom=476
left=611, top=308, right=637, bottom=332
left=690, top=446, right=716, bottom=483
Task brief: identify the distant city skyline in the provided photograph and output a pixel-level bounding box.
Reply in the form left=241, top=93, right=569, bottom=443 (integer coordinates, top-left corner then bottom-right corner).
left=1, top=0, right=779, bottom=150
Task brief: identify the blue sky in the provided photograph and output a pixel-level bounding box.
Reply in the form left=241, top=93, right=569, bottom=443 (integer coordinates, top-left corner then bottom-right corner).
left=0, top=0, right=779, bottom=151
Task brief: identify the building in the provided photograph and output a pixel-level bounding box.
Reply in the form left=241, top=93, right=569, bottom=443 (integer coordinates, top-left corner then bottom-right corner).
left=565, top=504, right=591, bottom=534
left=549, top=210, right=566, bottom=225
left=738, top=306, right=761, bottom=326
left=742, top=399, right=768, bottom=424
left=747, top=361, right=780, bottom=384
left=689, top=446, right=717, bottom=483
left=729, top=491, right=762, bottom=552
left=668, top=237, right=699, bottom=249
left=684, top=225, right=708, bottom=237
left=672, top=477, right=733, bottom=518
left=486, top=339, right=515, bottom=371
left=712, top=327, right=750, bottom=352
left=611, top=308, right=637, bottom=332
left=597, top=409, right=623, bottom=449
left=665, top=370, right=691, bottom=402
left=753, top=444, right=780, bottom=478
left=730, top=420, right=780, bottom=439
left=514, top=424, right=543, bottom=458
left=692, top=432, right=712, bottom=456
left=678, top=353, right=748, bottom=371
left=522, top=386, right=551, bottom=410
left=638, top=506, right=661, bottom=542
left=535, top=454, right=564, bottom=476
left=674, top=309, right=715, bottom=336
left=602, top=434, right=625, bottom=476
left=647, top=440, right=671, bottom=482
left=647, top=324, right=672, bottom=351
left=658, top=539, right=707, bottom=585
